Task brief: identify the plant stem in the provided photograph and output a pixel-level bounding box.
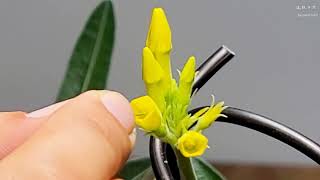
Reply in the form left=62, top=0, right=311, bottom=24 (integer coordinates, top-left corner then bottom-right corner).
left=173, top=148, right=197, bottom=180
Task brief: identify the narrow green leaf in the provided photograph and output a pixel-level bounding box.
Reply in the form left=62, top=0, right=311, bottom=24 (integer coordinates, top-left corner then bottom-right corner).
left=118, top=157, right=151, bottom=179
left=192, top=157, right=226, bottom=180
left=130, top=169, right=148, bottom=180
left=56, top=0, right=115, bottom=102
left=118, top=157, right=225, bottom=180
left=132, top=168, right=154, bottom=180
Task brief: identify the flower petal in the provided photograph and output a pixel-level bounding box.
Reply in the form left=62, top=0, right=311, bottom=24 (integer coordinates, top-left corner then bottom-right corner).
left=130, top=96, right=162, bottom=131
left=142, top=47, right=163, bottom=84
left=177, top=131, right=208, bottom=157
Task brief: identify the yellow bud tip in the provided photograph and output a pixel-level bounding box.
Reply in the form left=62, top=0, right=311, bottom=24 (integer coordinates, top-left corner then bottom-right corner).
left=130, top=96, right=162, bottom=131
left=180, top=56, right=196, bottom=83
left=195, top=101, right=226, bottom=131
left=177, top=131, right=208, bottom=157
left=146, top=8, right=172, bottom=54
left=142, top=47, right=163, bottom=84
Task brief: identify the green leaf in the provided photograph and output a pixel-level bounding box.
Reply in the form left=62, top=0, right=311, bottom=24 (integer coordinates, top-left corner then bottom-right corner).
left=118, top=157, right=151, bottom=179
left=132, top=168, right=154, bottom=180
left=130, top=169, right=148, bottom=180
left=56, top=0, right=115, bottom=102
left=118, top=157, right=225, bottom=180
left=192, top=157, right=226, bottom=180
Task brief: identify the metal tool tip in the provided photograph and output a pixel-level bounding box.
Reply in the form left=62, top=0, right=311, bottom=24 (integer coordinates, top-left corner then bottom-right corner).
left=222, top=45, right=235, bottom=56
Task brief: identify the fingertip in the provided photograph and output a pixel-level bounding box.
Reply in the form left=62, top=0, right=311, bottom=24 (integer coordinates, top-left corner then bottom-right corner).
left=0, top=90, right=136, bottom=179
left=100, top=91, right=135, bottom=133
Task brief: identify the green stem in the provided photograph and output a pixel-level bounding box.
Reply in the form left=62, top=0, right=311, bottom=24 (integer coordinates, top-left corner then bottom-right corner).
left=173, top=148, right=197, bottom=180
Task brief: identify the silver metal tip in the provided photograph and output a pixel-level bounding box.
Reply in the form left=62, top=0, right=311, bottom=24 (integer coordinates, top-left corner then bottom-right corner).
left=222, top=45, right=235, bottom=56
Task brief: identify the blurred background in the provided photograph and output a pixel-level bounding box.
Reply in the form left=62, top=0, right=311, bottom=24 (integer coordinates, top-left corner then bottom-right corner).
left=0, top=0, right=319, bottom=179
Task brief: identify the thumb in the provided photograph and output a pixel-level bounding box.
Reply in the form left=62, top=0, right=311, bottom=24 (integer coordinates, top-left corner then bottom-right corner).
left=0, top=90, right=136, bottom=180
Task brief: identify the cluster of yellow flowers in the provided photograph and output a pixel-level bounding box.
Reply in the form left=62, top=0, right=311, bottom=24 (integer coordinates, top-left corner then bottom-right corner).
left=131, top=8, right=227, bottom=157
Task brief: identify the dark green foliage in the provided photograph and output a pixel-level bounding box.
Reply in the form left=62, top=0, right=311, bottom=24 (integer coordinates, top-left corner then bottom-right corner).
left=56, top=0, right=115, bottom=102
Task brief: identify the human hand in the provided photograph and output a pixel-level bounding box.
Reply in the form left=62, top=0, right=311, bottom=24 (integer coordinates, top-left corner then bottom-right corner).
left=0, top=90, right=135, bottom=180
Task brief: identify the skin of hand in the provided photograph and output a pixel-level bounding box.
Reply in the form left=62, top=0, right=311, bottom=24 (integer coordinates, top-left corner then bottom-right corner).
left=0, top=90, right=136, bottom=180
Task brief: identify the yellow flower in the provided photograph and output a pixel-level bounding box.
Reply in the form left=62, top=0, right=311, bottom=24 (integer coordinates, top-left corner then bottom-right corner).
left=177, top=131, right=208, bottom=157
left=130, top=96, right=162, bottom=131
left=131, top=7, right=228, bottom=157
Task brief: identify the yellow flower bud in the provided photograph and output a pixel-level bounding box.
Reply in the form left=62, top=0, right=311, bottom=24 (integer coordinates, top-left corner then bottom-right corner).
left=182, top=107, right=209, bottom=131
left=177, top=131, right=208, bottom=157
left=178, top=56, right=196, bottom=106
left=145, top=8, right=172, bottom=87
left=180, top=56, right=196, bottom=83
left=130, top=96, right=162, bottom=131
left=195, top=97, right=227, bottom=131
left=146, top=8, right=172, bottom=55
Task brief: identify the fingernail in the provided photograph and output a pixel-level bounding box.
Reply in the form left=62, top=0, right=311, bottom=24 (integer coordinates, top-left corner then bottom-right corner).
left=129, top=128, right=137, bottom=149
left=100, top=91, right=134, bottom=132
left=27, top=100, right=68, bottom=118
